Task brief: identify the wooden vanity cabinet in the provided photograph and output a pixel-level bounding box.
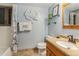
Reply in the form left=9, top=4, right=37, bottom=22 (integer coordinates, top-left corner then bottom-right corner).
left=46, top=41, right=67, bottom=56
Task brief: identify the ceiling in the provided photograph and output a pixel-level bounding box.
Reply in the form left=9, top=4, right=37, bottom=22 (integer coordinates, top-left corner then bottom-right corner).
left=0, top=3, right=13, bottom=7
left=0, top=3, right=53, bottom=8
left=21, top=3, right=53, bottom=8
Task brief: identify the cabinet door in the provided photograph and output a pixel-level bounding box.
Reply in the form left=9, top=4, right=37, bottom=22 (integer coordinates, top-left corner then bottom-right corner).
left=46, top=48, right=55, bottom=56
left=46, top=41, right=67, bottom=56
left=46, top=48, right=50, bottom=56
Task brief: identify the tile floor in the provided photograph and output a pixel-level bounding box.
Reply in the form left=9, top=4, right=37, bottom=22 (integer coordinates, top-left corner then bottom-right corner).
left=13, top=48, right=39, bottom=56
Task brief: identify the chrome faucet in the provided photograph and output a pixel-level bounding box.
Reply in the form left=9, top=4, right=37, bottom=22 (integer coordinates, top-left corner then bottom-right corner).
left=68, top=35, right=76, bottom=44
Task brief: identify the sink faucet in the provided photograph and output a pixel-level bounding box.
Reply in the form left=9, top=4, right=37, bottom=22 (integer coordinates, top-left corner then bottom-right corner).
left=68, top=35, right=76, bottom=44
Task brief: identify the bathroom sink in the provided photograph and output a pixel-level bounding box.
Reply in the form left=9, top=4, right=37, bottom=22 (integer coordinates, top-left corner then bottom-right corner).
left=56, top=41, right=78, bottom=50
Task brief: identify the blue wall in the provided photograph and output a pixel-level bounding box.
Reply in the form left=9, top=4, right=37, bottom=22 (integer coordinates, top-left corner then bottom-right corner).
left=15, top=4, right=48, bottom=50
left=48, top=3, right=79, bottom=38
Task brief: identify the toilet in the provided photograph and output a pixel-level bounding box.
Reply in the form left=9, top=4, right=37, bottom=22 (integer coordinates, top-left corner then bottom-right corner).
left=37, top=42, right=46, bottom=56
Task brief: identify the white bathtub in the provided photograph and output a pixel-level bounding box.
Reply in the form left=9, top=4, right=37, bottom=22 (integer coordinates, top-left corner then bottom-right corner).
left=2, top=47, right=12, bottom=56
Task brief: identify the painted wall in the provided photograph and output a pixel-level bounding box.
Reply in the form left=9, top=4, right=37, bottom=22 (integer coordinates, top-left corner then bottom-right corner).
left=48, top=3, right=79, bottom=38
left=16, top=4, right=48, bottom=50
left=0, top=26, right=11, bottom=55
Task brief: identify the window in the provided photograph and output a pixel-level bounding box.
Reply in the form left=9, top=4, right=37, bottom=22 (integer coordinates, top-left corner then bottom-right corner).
left=0, top=7, right=12, bottom=26
left=0, top=8, right=5, bottom=24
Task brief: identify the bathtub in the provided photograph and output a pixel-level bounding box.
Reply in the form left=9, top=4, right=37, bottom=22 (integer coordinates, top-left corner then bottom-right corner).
left=2, top=47, right=12, bottom=56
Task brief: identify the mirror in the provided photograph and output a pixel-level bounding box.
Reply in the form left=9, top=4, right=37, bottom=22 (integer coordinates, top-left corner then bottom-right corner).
left=62, top=3, right=79, bottom=29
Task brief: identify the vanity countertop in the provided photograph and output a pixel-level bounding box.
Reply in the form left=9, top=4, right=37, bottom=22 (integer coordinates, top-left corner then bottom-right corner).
left=46, top=37, right=79, bottom=56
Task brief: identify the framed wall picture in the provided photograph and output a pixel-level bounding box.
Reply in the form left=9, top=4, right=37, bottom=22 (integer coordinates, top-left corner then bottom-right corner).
left=53, top=4, right=59, bottom=16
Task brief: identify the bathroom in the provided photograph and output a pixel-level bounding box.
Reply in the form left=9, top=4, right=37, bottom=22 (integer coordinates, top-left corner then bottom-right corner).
left=0, top=3, right=79, bottom=56
left=0, top=3, right=51, bottom=56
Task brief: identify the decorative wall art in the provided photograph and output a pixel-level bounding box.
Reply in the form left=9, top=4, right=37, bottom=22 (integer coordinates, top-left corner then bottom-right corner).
left=24, top=8, right=38, bottom=21
left=53, top=4, right=59, bottom=17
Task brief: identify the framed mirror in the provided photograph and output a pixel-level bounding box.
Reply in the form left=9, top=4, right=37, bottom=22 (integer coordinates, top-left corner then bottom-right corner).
left=62, top=3, right=79, bottom=29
